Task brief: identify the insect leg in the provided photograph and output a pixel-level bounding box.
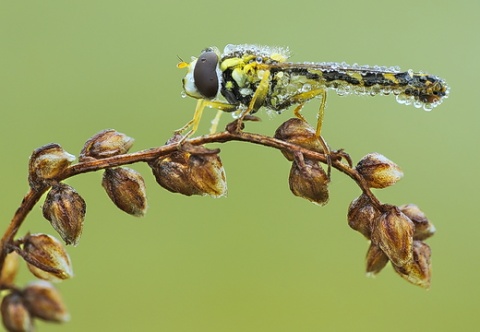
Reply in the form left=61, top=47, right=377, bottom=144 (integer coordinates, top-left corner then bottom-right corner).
left=175, top=99, right=204, bottom=136
left=209, top=109, right=223, bottom=134
left=289, top=89, right=331, bottom=177
left=233, top=69, right=271, bottom=132
left=176, top=99, right=239, bottom=137
left=292, top=103, right=307, bottom=122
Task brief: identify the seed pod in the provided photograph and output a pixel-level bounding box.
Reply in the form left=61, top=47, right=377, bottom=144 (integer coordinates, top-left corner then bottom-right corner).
left=102, top=167, right=147, bottom=216
left=371, top=206, right=414, bottom=267
left=43, top=183, right=86, bottom=246
left=393, top=241, right=432, bottom=289
left=0, top=252, right=20, bottom=286
left=79, top=129, right=134, bottom=161
left=23, top=280, right=70, bottom=323
left=356, top=153, right=403, bottom=189
left=365, top=242, right=389, bottom=277
left=188, top=153, right=227, bottom=198
left=274, top=118, right=325, bottom=161
left=150, top=151, right=198, bottom=196
left=149, top=150, right=227, bottom=198
left=289, top=158, right=329, bottom=206
left=1, top=293, right=33, bottom=332
left=347, top=194, right=380, bottom=238
left=22, top=233, right=74, bottom=282
left=28, top=143, right=76, bottom=190
left=399, top=204, right=435, bottom=241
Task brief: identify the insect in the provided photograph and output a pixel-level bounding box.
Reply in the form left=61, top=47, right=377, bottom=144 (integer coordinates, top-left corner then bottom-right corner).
left=177, top=44, right=449, bottom=137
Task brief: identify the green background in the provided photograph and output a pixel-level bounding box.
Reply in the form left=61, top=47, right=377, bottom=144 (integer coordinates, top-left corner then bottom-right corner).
left=1, top=1, right=477, bottom=331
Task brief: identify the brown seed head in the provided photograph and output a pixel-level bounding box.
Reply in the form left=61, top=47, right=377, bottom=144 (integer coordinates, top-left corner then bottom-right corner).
left=393, top=241, right=432, bottom=289
left=289, top=159, right=329, bottom=206
left=1, top=293, right=33, bottom=332
left=79, top=129, right=134, bottom=161
left=274, top=118, right=325, bottom=161
left=0, top=252, right=20, bottom=286
left=102, top=167, right=147, bottom=217
left=371, top=206, right=414, bottom=267
left=23, top=280, right=70, bottom=323
left=356, top=153, right=403, bottom=189
left=399, top=204, right=435, bottom=241
left=347, top=194, right=381, bottom=238
left=188, top=153, right=227, bottom=198
left=43, top=183, right=86, bottom=246
left=22, top=233, right=74, bottom=282
left=28, top=143, right=76, bottom=190
left=149, top=150, right=227, bottom=198
left=365, top=242, right=389, bottom=277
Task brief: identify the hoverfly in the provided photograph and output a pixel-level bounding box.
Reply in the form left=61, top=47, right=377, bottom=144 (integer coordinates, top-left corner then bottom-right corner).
left=177, top=44, right=449, bottom=137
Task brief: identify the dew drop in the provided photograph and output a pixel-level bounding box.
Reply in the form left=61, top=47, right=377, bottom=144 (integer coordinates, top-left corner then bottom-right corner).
left=336, top=86, right=347, bottom=96
left=423, top=103, right=434, bottom=111
left=404, top=96, right=414, bottom=106
left=301, top=83, right=311, bottom=92
left=396, top=94, right=407, bottom=105
left=382, top=86, right=392, bottom=95
left=413, top=100, right=423, bottom=109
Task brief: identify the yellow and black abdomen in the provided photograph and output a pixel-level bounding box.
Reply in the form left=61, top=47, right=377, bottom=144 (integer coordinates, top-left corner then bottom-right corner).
left=266, top=63, right=449, bottom=112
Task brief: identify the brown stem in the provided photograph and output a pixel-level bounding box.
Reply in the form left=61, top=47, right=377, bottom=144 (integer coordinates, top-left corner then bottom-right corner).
left=0, top=187, right=48, bottom=272
left=0, top=129, right=381, bottom=272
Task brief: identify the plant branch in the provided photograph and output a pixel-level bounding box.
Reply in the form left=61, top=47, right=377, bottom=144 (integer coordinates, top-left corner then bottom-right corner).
left=0, top=129, right=381, bottom=272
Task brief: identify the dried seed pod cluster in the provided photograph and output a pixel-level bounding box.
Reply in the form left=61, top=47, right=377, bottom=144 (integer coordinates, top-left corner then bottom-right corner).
left=274, top=119, right=434, bottom=288
left=0, top=118, right=440, bottom=330
left=275, top=119, right=329, bottom=205
left=1, top=281, right=69, bottom=331
left=149, top=139, right=227, bottom=198
left=349, top=197, right=434, bottom=288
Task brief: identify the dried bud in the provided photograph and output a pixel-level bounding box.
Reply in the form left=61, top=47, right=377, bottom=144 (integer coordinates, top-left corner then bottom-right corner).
left=365, top=242, right=389, bottom=277
left=274, top=118, right=325, bottom=161
left=289, top=158, right=329, bottom=205
left=79, top=129, right=134, bottom=161
left=22, top=233, right=73, bottom=282
left=23, top=280, right=70, bottom=323
left=393, top=241, right=432, bottom=289
left=150, top=151, right=196, bottom=196
left=347, top=194, right=381, bottom=238
left=189, top=153, right=227, bottom=198
left=102, top=167, right=147, bottom=216
left=371, top=206, right=414, bottom=267
left=149, top=150, right=227, bottom=198
left=0, top=252, right=20, bottom=286
left=1, top=293, right=33, bottom=332
left=43, top=183, right=86, bottom=246
left=399, top=204, right=435, bottom=240
left=356, top=153, right=403, bottom=189
left=28, top=143, right=76, bottom=190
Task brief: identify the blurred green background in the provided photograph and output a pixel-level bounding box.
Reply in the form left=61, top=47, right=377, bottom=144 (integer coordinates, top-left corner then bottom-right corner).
left=1, top=0, right=477, bottom=331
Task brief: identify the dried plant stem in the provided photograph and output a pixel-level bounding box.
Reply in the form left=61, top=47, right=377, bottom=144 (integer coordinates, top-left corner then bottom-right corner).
left=0, top=129, right=381, bottom=272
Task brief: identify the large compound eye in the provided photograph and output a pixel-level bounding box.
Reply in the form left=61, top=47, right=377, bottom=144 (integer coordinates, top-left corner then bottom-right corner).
left=193, top=50, right=219, bottom=99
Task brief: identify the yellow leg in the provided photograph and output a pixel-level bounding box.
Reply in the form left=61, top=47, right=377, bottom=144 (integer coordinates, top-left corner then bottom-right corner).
left=287, top=88, right=327, bottom=137
left=293, top=103, right=307, bottom=122
left=176, top=99, right=239, bottom=136
left=175, top=99, right=206, bottom=137
left=209, top=109, right=224, bottom=134
left=289, top=89, right=331, bottom=177
left=315, top=90, right=327, bottom=137
left=234, top=69, right=271, bottom=131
